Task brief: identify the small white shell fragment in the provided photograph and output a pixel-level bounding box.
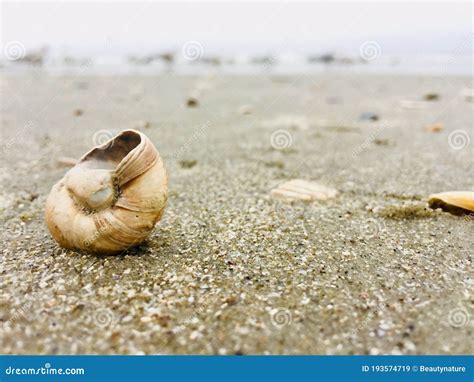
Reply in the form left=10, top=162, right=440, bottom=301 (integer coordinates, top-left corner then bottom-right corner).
left=461, top=88, right=474, bottom=102
left=262, top=114, right=309, bottom=130
left=134, top=120, right=150, bottom=129
left=271, top=179, right=339, bottom=201
left=428, top=191, right=474, bottom=215
left=56, top=156, right=78, bottom=167
left=238, top=104, right=253, bottom=115
left=399, top=100, right=429, bottom=109
left=424, top=123, right=444, bottom=133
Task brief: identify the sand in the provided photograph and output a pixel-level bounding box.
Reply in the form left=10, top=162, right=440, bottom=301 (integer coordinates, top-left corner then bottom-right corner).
left=0, top=72, right=472, bottom=354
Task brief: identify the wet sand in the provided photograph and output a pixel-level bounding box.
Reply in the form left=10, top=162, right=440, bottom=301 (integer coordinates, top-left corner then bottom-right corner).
left=0, top=72, right=472, bottom=354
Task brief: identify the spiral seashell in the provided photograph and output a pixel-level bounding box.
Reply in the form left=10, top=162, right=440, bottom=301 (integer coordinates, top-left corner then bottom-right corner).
left=45, top=130, right=168, bottom=254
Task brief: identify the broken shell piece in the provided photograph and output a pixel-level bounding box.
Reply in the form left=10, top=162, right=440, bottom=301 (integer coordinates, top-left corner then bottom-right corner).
left=399, top=100, right=429, bottom=109
left=45, top=129, right=168, bottom=254
left=271, top=179, right=338, bottom=201
left=424, top=123, right=444, bottom=133
left=134, top=120, right=151, bottom=129
left=461, top=88, right=474, bottom=102
left=56, top=156, right=78, bottom=167
left=428, top=191, right=474, bottom=215
left=262, top=115, right=309, bottom=130
left=238, top=105, right=253, bottom=115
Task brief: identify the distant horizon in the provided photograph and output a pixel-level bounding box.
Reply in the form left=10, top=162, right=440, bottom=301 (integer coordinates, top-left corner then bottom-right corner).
left=1, top=1, right=472, bottom=59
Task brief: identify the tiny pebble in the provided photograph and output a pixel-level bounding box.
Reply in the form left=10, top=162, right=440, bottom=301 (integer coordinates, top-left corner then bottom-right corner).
left=186, top=97, right=198, bottom=107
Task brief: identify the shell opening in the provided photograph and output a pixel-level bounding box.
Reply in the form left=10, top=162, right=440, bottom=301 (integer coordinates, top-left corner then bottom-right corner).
left=81, top=130, right=142, bottom=170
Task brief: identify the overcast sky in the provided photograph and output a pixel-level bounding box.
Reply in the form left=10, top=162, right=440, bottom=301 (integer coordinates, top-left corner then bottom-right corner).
left=1, top=1, right=472, bottom=57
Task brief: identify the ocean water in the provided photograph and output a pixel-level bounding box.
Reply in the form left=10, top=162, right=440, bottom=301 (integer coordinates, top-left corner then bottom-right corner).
left=1, top=52, right=472, bottom=77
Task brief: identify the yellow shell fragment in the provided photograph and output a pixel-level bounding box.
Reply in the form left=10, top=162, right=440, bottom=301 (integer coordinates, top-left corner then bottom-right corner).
left=428, top=191, right=474, bottom=215
left=271, top=179, right=338, bottom=202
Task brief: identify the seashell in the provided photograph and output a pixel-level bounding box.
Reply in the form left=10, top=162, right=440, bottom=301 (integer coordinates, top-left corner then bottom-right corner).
left=461, top=88, right=474, bottom=102
left=271, top=179, right=338, bottom=202
left=399, top=100, right=429, bottom=109
left=56, top=156, right=78, bottom=167
left=45, top=130, right=168, bottom=254
left=428, top=191, right=474, bottom=215
left=238, top=105, right=253, bottom=115
left=424, top=123, right=444, bottom=133
left=262, top=115, right=309, bottom=131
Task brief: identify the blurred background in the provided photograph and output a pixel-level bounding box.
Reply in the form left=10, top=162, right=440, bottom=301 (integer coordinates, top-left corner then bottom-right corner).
left=1, top=1, right=472, bottom=75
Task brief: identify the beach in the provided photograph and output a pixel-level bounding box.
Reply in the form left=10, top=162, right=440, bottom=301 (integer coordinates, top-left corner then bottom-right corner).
left=0, top=71, right=472, bottom=354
